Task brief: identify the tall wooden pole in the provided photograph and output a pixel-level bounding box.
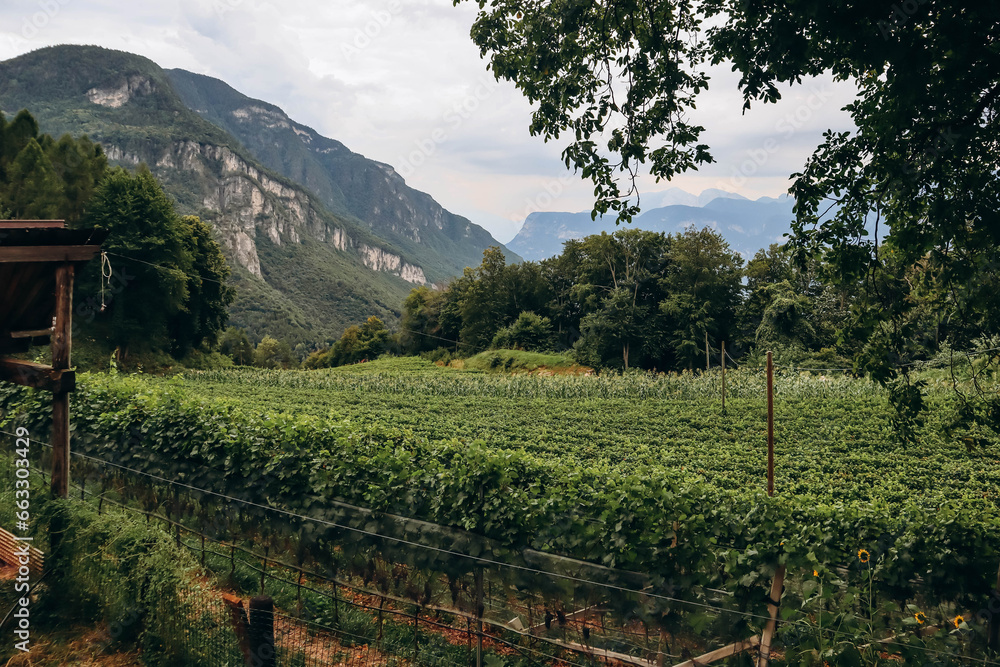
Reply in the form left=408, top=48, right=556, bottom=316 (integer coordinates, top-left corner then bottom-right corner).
left=766, top=350, right=774, bottom=498
left=51, top=263, right=74, bottom=498
left=705, top=331, right=710, bottom=372
left=721, top=341, right=726, bottom=412
left=758, top=350, right=782, bottom=667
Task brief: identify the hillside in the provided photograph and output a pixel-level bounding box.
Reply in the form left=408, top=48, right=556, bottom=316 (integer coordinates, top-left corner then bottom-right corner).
left=166, top=69, right=517, bottom=281
left=508, top=189, right=798, bottom=261
left=0, top=45, right=516, bottom=346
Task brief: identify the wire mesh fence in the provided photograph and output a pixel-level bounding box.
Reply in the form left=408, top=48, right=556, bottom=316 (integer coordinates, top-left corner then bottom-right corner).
left=0, top=440, right=770, bottom=666
left=1, top=420, right=997, bottom=666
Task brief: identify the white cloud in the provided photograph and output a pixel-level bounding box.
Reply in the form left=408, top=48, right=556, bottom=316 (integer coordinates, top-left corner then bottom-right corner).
left=0, top=0, right=858, bottom=241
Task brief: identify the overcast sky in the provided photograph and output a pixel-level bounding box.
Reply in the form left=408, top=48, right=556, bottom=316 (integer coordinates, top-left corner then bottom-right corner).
left=0, top=0, right=858, bottom=242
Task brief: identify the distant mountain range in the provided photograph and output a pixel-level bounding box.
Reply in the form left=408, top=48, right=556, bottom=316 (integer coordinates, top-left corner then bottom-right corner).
left=0, top=45, right=518, bottom=345
left=508, top=187, right=798, bottom=261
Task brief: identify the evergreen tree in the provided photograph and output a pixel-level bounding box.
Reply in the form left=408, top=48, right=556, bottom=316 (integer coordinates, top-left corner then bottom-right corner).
left=171, top=215, right=235, bottom=354
left=5, top=138, right=61, bottom=219
left=80, top=166, right=233, bottom=360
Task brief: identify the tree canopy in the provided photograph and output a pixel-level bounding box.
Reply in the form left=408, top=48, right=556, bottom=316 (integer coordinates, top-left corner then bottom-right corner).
left=0, top=109, right=107, bottom=222
left=402, top=227, right=747, bottom=371
left=458, top=0, right=1000, bottom=428
left=79, top=166, right=234, bottom=359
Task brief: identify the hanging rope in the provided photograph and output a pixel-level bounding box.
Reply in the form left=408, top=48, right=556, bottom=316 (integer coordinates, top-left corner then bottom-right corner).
left=100, top=251, right=113, bottom=312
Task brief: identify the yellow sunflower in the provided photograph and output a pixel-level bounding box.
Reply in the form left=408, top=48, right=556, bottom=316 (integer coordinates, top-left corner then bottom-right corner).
left=914, top=611, right=927, bottom=625
left=857, top=548, right=870, bottom=563
left=953, top=615, right=965, bottom=628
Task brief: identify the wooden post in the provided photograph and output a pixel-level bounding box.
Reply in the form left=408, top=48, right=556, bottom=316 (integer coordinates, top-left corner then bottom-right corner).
left=766, top=351, right=774, bottom=497
left=51, top=263, right=74, bottom=498
left=756, top=565, right=786, bottom=667
left=705, top=331, right=710, bottom=372
left=475, top=568, right=484, bottom=667
left=758, top=352, right=782, bottom=666
left=260, top=546, right=268, bottom=595
left=721, top=341, right=727, bottom=412
left=248, top=596, right=276, bottom=667
left=222, top=594, right=252, bottom=665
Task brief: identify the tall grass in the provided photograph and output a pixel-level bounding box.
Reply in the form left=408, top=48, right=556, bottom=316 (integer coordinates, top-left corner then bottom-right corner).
left=188, top=364, right=883, bottom=401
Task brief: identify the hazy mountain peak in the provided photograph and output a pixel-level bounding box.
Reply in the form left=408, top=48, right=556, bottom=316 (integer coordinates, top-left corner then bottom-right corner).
left=508, top=190, right=796, bottom=261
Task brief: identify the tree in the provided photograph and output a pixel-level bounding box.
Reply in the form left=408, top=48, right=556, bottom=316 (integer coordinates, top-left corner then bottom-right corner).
left=460, top=247, right=516, bottom=350
left=0, top=110, right=107, bottom=222
left=570, top=229, right=673, bottom=369
left=492, top=311, right=555, bottom=352
left=220, top=327, right=255, bottom=365
left=400, top=286, right=442, bottom=354
left=49, top=134, right=107, bottom=223
left=170, top=215, right=235, bottom=355
left=304, top=316, right=392, bottom=368
left=254, top=335, right=298, bottom=369
left=576, top=287, right=650, bottom=370
left=5, top=138, right=61, bottom=219
left=80, top=166, right=232, bottom=359
left=460, top=1, right=1000, bottom=429
left=754, top=282, right=817, bottom=351
left=659, top=226, right=744, bottom=365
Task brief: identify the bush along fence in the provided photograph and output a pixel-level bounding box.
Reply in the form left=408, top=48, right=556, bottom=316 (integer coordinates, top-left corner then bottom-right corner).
left=1, top=378, right=999, bottom=665
left=0, top=457, right=459, bottom=667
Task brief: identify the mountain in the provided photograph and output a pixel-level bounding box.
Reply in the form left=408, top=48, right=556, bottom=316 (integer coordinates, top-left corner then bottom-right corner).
left=164, top=69, right=514, bottom=283
left=508, top=189, right=796, bottom=261
left=0, top=45, right=517, bottom=346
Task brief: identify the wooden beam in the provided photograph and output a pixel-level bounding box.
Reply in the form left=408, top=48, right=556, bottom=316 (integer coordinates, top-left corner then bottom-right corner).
left=10, top=328, right=54, bottom=338
left=0, top=245, right=101, bottom=263
left=51, top=263, right=74, bottom=499
left=672, top=636, right=760, bottom=667
left=0, top=359, right=75, bottom=392
left=540, top=636, right=658, bottom=667
left=0, top=527, right=44, bottom=576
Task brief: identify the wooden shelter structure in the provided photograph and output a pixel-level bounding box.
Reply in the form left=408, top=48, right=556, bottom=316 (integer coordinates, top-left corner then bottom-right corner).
left=0, top=220, right=107, bottom=497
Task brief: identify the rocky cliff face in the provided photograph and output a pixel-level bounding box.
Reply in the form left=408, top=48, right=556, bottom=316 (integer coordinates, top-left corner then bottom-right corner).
left=105, top=138, right=426, bottom=285
left=86, top=74, right=156, bottom=108
left=166, top=69, right=520, bottom=282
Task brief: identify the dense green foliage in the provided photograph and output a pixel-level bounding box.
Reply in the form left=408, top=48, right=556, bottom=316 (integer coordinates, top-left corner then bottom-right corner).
left=402, top=228, right=850, bottom=371
left=304, top=316, right=393, bottom=368
left=252, top=334, right=299, bottom=369
left=457, top=0, right=1000, bottom=431
left=0, top=465, right=206, bottom=665
left=0, top=109, right=106, bottom=221
left=77, top=166, right=234, bottom=359
left=218, top=326, right=255, bottom=365
left=2, top=362, right=997, bottom=662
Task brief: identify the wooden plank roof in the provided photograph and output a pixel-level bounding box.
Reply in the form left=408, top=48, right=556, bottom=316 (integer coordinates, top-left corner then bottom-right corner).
left=0, top=222, right=107, bottom=353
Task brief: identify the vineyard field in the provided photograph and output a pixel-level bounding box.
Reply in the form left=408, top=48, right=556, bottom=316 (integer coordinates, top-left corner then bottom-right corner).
left=3, top=358, right=999, bottom=664
left=150, top=358, right=1000, bottom=513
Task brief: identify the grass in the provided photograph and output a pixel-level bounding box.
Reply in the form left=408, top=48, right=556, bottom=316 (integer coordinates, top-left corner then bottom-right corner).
left=458, top=349, right=590, bottom=374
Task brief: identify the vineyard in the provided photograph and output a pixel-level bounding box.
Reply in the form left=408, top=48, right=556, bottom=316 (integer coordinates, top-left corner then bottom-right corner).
left=2, top=358, right=999, bottom=665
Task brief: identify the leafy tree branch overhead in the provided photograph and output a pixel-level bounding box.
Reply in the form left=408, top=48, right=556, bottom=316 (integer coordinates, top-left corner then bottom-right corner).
left=459, top=0, right=1000, bottom=429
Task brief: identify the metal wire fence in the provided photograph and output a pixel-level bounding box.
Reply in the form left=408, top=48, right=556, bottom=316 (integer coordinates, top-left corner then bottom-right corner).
left=1, top=429, right=995, bottom=666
